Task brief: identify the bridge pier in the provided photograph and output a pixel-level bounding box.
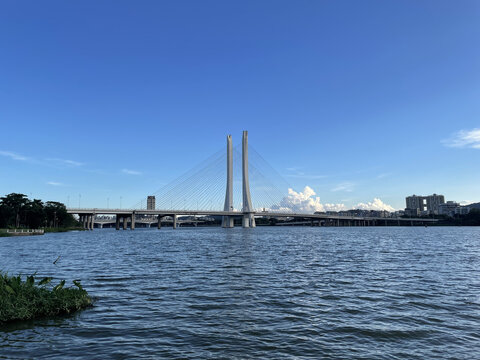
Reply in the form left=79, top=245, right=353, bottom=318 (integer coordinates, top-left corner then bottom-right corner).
left=157, top=215, right=162, bottom=229
left=123, top=216, right=128, bottom=230
left=116, top=215, right=120, bottom=230
left=131, top=213, right=135, bottom=230
left=242, top=213, right=256, bottom=228
left=172, top=214, right=177, bottom=229
left=222, top=216, right=234, bottom=228
left=83, top=214, right=92, bottom=230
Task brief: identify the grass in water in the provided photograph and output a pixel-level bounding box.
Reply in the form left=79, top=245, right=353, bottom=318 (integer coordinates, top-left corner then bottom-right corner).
left=0, top=272, right=92, bottom=323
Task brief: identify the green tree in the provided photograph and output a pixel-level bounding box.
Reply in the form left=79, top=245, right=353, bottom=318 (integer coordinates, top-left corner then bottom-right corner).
left=0, top=193, right=78, bottom=229
left=25, top=199, right=45, bottom=229
left=44, top=201, right=77, bottom=228
left=0, top=193, right=29, bottom=228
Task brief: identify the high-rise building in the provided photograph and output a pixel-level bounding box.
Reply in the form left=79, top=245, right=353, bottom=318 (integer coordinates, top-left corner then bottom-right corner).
left=406, top=195, right=426, bottom=212
left=405, top=194, right=445, bottom=214
left=425, top=194, right=445, bottom=214
left=147, top=196, right=156, bottom=210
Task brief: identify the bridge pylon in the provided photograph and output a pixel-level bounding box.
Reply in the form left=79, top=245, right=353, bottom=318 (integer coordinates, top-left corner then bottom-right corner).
left=242, top=130, right=255, bottom=228
left=222, top=135, right=234, bottom=228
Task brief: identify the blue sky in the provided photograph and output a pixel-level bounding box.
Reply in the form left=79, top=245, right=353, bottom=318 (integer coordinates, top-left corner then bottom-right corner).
left=1, top=0, right=479, bottom=211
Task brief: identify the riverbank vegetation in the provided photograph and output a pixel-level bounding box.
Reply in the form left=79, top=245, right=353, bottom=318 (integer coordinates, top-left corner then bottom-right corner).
left=436, top=209, right=480, bottom=226
left=404, top=209, right=480, bottom=226
left=0, top=193, right=79, bottom=230
left=0, top=272, right=92, bottom=323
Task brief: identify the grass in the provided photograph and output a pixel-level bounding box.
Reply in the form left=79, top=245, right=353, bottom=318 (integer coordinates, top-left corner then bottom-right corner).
left=0, top=272, right=92, bottom=323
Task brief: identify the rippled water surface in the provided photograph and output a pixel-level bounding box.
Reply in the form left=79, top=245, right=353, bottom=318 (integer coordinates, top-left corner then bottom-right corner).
left=1, top=227, right=480, bottom=359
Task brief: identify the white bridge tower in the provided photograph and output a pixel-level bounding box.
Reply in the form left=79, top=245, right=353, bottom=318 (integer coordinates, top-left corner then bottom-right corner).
left=222, top=135, right=234, bottom=228
left=222, top=131, right=256, bottom=228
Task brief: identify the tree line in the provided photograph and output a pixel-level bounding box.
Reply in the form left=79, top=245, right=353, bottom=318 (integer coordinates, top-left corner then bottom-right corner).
left=0, top=193, right=79, bottom=229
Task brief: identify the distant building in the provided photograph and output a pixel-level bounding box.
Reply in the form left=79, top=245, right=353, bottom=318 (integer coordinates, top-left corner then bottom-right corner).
left=405, top=194, right=445, bottom=215
left=426, top=194, right=445, bottom=214
left=147, top=196, right=156, bottom=210
left=438, top=201, right=460, bottom=217
left=406, top=195, right=426, bottom=212
left=404, top=208, right=420, bottom=217
left=455, top=206, right=470, bottom=216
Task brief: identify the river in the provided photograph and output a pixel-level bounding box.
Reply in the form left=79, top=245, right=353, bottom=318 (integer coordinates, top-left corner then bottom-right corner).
left=1, top=227, right=479, bottom=359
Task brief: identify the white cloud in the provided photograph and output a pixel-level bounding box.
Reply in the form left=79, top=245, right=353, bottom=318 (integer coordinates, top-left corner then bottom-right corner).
left=331, top=181, right=355, bottom=192
left=271, top=186, right=346, bottom=213
left=47, top=158, right=84, bottom=167
left=0, top=152, right=85, bottom=168
left=0, top=151, right=28, bottom=161
left=47, top=181, right=66, bottom=186
left=268, top=186, right=395, bottom=213
left=122, top=168, right=142, bottom=175
left=443, top=128, right=480, bottom=149
left=323, top=203, right=348, bottom=212
left=355, top=198, right=395, bottom=212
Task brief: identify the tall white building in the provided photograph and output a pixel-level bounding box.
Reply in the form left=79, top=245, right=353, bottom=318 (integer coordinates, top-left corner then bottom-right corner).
left=405, top=194, right=445, bottom=214
left=426, top=194, right=445, bottom=214
left=406, top=195, right=426, bottom=212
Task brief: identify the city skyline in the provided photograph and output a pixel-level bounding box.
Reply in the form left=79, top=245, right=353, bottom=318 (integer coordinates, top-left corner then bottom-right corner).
left=1, top=1, right=479, bottom=210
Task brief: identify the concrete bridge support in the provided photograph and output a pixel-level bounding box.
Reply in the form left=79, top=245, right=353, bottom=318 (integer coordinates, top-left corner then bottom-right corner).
left=82, top=214, right=93, bottom=230
left=242, top=131, right=256, bottom=228
left=88, top=215, right=93, bottom=230
left=157, top=215, right=163, bottom=229
left=131, top=213, right=135, bottom=230
left=116, top=215, right=120, bottom=230
left=222, top=135, right=234, bottom=228
left=173, top=214, right=177, bottom=229
left=123, top=216, right=128, bottom=230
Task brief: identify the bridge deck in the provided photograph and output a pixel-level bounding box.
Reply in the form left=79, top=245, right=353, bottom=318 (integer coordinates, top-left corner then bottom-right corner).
left=67, top=208, right=438, bottom=223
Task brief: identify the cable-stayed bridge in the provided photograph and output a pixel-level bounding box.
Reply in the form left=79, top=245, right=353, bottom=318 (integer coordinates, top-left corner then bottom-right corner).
left=67, top=131, right=437, bottom=229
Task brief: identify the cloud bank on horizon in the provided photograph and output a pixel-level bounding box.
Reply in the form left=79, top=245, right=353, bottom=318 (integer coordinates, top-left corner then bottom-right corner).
left=270, top=186, right=395, bottom=213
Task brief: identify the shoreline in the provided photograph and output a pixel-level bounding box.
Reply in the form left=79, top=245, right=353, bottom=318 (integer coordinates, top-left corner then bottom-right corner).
left=0, top=227, right=86, bottom=237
